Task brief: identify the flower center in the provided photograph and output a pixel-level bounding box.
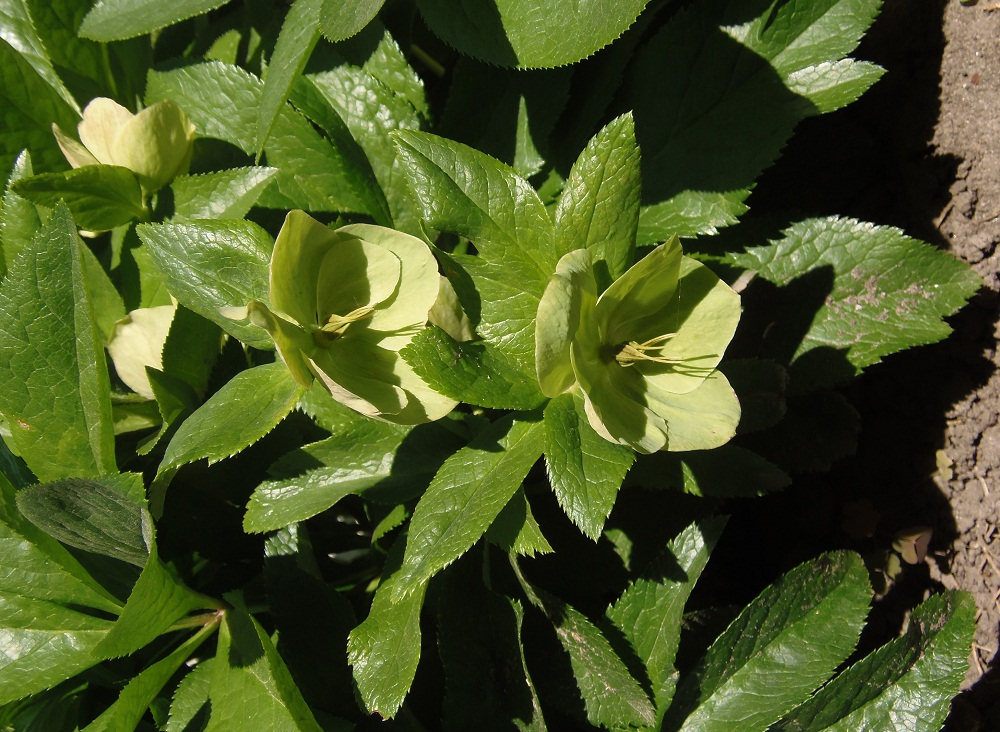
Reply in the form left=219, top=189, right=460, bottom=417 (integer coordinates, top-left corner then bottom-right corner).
left=614, top=333, right=679, bottom=367
left=313, top=305, right=375, bottom=345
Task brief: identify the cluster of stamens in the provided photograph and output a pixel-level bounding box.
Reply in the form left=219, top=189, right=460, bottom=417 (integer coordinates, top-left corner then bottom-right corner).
left=313, top=305, right=375, bottom=344
left=614, top=333, right=678, bottom=367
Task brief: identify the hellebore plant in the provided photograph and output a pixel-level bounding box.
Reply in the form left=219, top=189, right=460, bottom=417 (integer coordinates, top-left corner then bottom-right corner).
left=52, top=97, right=195, bottom=195
left=238, top=210, right=457, bottom=424
left=0, top=1, right=984, bottom=730
left=536, top=238, right=742, bottom=453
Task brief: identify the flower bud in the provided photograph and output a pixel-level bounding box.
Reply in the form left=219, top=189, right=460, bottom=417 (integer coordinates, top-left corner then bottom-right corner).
left=53, top=98, right=196, bottom=194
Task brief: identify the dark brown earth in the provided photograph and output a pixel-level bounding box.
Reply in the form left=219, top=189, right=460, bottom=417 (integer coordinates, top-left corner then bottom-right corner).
left=924, top=1, right=1000, bottom=727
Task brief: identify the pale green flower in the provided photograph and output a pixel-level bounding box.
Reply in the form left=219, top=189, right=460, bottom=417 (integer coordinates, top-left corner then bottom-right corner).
left=107, top=304, right=177, bottom=400
left=53, top=98, right=195, bottom=194
left=240, top=211, right=457, bottom=424
left=535, top=238, right=741, bottom=453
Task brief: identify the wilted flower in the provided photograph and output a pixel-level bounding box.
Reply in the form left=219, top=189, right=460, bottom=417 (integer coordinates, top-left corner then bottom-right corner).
left=237, top=211, right=457, bottom=424
left=535, top=238, right=741, bottom=453
left=53, top=98, right=195, bottom=194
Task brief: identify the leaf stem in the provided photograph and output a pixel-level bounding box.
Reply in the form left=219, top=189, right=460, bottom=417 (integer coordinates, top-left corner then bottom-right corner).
left=409, top=44, right=445, bottom=78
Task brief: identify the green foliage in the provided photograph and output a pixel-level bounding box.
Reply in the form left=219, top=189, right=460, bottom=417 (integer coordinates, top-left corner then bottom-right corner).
left=729, top=217, right=982, bottom=390
left=0, top=203, right=116, bottom=481
left=0, top=0, right=980, bottom=729
left=13, top=166, right=146, bottom=230
left=79, top=0, right=232, bottom=41
left=415, top=0, right=649, bottom=69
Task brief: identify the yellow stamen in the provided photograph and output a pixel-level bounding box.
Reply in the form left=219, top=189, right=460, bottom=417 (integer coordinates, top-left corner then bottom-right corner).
left=615, top=333, right=678, bottom=367
left=314, top=305, right=375, bottom=345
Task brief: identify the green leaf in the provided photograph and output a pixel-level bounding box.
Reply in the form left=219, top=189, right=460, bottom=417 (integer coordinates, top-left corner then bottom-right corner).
left=348, top=553, right=426, bottom=719
left=159, top=363, right=303, bottom=475
left=82, top=623, right=216, bottom=732
left=438, top=58, right=571, bottom=179
left=302, top=64, right=423, bottom=234
left=393, top=130, right=555, bottom=370
left=729, top=217, right=981, bottom=390
left=437, top=563, right=545, bottom=731
left=543, top=392, right=634, bottom=540
left=135, top=368, right=197, bottom=456
left=0, top=37, right=79, bottom=175
left=388, top=413, right=544, bottom=600
left=554, top=113, right=640, bottom=284
left=347, top=24, right=427, bottom=118
left=414, top=0, right=649, bottom=68
left=136, top=219, right=273, bottom=349
left=607, top=519, right=724, bottom=714
left=166, top=658, right=213, bottom=731
left=773, top=591, right=975, bottom=732
left=15, top=474, right=149, bottom=567
left=146, top=61, right=386, bottom=219
left=725, top=0, right=880, bottom=76
left=244, top=420, right=461, bottom=533
left=513, top=561, right=655, bottom=729
left=94, top=548, right=212, bottom=661
left=0, top=203, right=116, bottom=481
left=665, top=551, right=871, bottom=732
left=0, top=472, right=121, bottom=613
left=319, top=0, right=386, bottom=42
left=79, top=0, right=231, bottom=41
left=742, top=390, right=860, bottom=474
left=80, top=243, right=127, bottom=345
left=12, top=166, right=145, bottom=230
left=0, top=0, right=81, bottom=113
left=81, top=484, right=217, bottom=661
left=485, top=487, right=552, bottom=558
left=161, top=305, right=221, bottom=396
left=256, top=0, right=322, bottom=155
left=0, top=472, right=120, bottom=705
left=0, top=592, right=114, bottom=706
left=629, top=445, right=791, bottom=498
left=401, top=326, right=545, bottom=410
left=720, top=358, right=787, bottom=435
left=630, top=0, right=882, bottom=242
left=786, top=59, right=885, bottom=114
left=22, top=0, right=113, bottom=103
left=170, top=167, right=278, bottom=221
left=1, top=150, right=42, bottom=275
left=205, top=595, right=324, bottom=731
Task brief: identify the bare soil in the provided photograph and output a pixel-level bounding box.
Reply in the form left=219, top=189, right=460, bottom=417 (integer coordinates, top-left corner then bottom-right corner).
left=926, top=2, right=1000, bottom=727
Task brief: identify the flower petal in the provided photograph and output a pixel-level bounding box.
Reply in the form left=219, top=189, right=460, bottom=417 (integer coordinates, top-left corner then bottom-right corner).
left=270, top=210, right=338, bottom=326
left=308, top=339, right=408, bottom=419
left=643, top=370, right=741, bottom=452
left=385, top=355, right=459, bottom=424
left=52, top=124, right=100, bottom=169
left=338, top=224, right=440, bottom=332
left=632, top=257, right=741, bottom=394
left=107, top=304, right=177, bottom=399
left=535, top=249, right=596, bottom=398
left=428, top=275, right=474, bottom=342
left=316, top=237, right=401, bottom=324
left=596, top=236, right=683, bottom=345
left=571, top=335, right=669, bottom=453
left=78, top=98, right=133, bottom=166
left=116, top=99, right=196, bottom=192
